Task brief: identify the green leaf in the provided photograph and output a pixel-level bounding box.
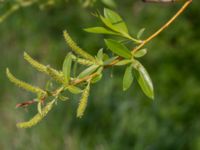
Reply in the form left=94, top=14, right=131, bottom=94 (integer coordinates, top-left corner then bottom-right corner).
left=91, top=74, right=102, bottom=83
left=133, top=61, right=154, bottom=99
left=78, top=65, right=99, bottom=78
left=137, top=28, right=145, bottom=39
left=62, top=53, right=72, bottom=82
left=115, top=59, right=132, bottom=66
left=123, top=65, right=134, bottom=91
left=104, top=39, right=132, bottom=59
left=101, top=0, right=116, bottom=8
left=97, top=48, right=104, bottom=61
left=134, top=49, right=147, bottom=58
left=67, top=85, right=83, bottom=94
left=103, top=56, right=118, bottom=65
left=84, top=27, right=118, bottom=35
left=104, top=8, right=128, bottom=34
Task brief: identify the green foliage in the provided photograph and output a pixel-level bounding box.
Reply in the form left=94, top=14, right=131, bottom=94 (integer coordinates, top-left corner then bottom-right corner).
left=1, top=0, right=198, bottom=149
left=123, top=64, right=134, bottom=91
left=5, top=8, right=155, bottom=128
left=85, top=8, right=142, bottom=43
left=104, top=39, right=132, bottom=59
left=133, top=60, right=154, bottom=99
left=62, top=52, right=72, bottom=83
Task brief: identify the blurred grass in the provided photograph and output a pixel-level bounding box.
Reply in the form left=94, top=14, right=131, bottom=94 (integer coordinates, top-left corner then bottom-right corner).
left=0, top=0, right=200, bottom=149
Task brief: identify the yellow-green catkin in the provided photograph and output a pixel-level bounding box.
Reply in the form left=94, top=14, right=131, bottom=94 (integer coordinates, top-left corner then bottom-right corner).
left=24, top=52, right=48, bottom=74
left=63, top=30, right=96, bottom=62
left=6, top=68, right=46, bottom=95
left=24, top=52, right=67, bottom=84
left=71, top=54, right=94, bottom=66
left=76, top=82, right=90, bottom=118
left=17, top=100, right=55, bottom=128
left=46, top=66, right=67, bottom=85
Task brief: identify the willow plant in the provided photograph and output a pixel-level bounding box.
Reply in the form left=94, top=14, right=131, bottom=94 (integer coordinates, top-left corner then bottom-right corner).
left=6, top=0, right=192, bottom=128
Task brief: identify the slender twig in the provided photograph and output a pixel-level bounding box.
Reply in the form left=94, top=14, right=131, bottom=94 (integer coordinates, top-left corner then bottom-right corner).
left=132, top=0, right=192, bottom=53
left=63, top=0, right=192, bottom=89
left=18, top=0, right=192, bottom=106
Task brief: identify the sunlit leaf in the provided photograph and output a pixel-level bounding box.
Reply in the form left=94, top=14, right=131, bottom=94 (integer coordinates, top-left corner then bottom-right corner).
left=133, top=61, right=154, bottom=99
left=91, top=74, right=102, bottom=83
left=103, top=56, right=118, bottom=65
left=137, top=28, right=145, bottom=39
left=104, top=39, right=132, bottom=59
left=115, top=59, right=132, bottom=66
left=101, top=0, right=116, bottom=8
left=104, top=8, right=128, bottom=34
left=84, top=27, right=119, bottom=35
left=67, top=85, right=83, bottom=94
left=78, top=65, right=99, bottom=78
left=134, top=49, right=147, bottom=58
left=123, top=65, right=134, bottom=91
left=58, top=95, right=69, bottom=101
left=62, top=53, right=72, bottom=82
left=97, top=48, right=104, bottom=61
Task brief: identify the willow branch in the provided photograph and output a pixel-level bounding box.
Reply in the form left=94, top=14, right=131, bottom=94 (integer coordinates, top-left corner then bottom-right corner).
left=19, top=0, right=192, bottom=106
left=74, top=0, right=192, bottom=85
left=132, top=0, right=192, bottom=53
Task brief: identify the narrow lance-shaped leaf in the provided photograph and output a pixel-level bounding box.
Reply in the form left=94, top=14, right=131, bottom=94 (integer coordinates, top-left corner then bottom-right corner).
left=62, top=52, right=72, bottom=83
left=91, top=67, right=103, bottom=83
left=67, top=85, right=83, bottom=94
left=103, top=56, right=118, bottom=65
left=104, top=8, right=128, bottom=34
left=77, top=82, right=90, bottom=118
left=133, top=61, right=154, bottom=99
left=134, top=49, right=147, bottom=58
left=137, top=28, right=145, bottom=39
left=115, top=59, right=132, bottom=66
left=84, top=27, right=119, bottom=35
left=78, top=65, right=99, bottom=79
left=101, top=0, right=116, bottom=8
left=97, top=48, right=104, bottom=61
left=123, top=64, right=134, bottom=91
left=104, top=39, right=132, bottom=59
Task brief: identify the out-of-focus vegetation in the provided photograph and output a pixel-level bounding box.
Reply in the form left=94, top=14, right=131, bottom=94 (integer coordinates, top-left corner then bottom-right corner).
left=0, top=0, right=200, bottom=149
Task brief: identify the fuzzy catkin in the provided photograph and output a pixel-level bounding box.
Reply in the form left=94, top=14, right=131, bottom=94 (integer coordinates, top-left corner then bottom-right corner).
left=46, top=66, right=66, bottom=85
left=71, top=55, right=94, bottom=66
left=63, top=30, right=96, bottom=62
left=17, top=100, right=55, bottom=128
left=6, top=68, right=46, bottom=95
left=77, top=82, right=90, bottom=118
left=24, top=52, right=48, bottom=74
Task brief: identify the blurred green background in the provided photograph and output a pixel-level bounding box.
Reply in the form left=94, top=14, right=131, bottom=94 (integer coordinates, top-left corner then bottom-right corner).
left=0, top=0, right=200, bottom=149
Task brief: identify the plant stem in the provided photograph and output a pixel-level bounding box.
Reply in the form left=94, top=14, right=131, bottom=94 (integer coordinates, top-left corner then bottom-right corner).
left=132, top=0, right=192, bottom=53
left=33, top=0, right=192, bottom=102
left=64, top=0, right=192, bottom=90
